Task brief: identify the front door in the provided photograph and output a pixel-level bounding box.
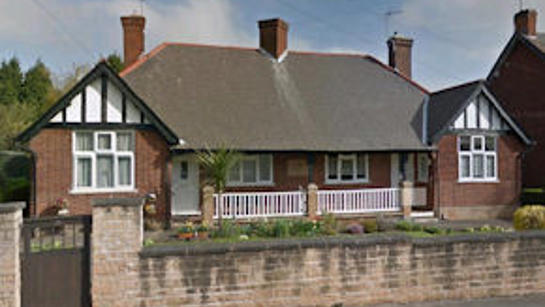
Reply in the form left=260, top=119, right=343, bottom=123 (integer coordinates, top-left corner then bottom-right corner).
left=171, top=155, right=200, bottom=215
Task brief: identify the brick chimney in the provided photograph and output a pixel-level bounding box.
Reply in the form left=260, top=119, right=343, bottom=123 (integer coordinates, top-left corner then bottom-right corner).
left=514, top=9, right=537, bottom=36
left=387, top=34, right=413, bottom=78
left=258, top=18, right=289, bottom=59
left=121, top=15, right=146, bottom=67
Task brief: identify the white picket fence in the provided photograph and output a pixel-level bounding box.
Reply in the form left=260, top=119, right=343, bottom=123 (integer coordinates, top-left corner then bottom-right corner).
left=317, top=188, right=401, bottom=214
left=213, top=191, right=306, bottom=219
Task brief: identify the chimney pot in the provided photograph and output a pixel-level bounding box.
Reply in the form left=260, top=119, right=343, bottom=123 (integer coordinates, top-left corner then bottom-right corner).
left=514, top=9, right=537, bottom=36
left=387, top=35, right=413, bottom=78
left=258, top=18, right=289, bottom=59
left=121, top=15, right=146, bottom=67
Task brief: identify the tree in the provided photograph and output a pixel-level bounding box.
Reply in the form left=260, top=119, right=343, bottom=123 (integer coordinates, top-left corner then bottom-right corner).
left=0, top=102, right=39, bottom=149
left=0, top=57, right=23, bottom=105
left=20, top=59, right=53, bottom=108
left=196, top=147, right=240, bottom=228
left=105, top=53, right=124, bottom=74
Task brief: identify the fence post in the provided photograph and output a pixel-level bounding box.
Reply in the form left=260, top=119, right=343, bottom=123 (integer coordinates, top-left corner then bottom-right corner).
left=307, top=183, right=318, bottom=220
left=91, top=198, right=144, bottom=307
left=202, top=185, right=215, bottom=225
left=0, top=202, right=25, bottom=307
left=401, top=181, right=413, bottom=219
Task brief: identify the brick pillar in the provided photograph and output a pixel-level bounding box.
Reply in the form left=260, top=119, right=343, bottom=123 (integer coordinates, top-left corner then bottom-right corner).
left=202, top=185, right=215, bottom=225
left=307, top=183, right=318, bottom=220
left=91, top=198, right=144, bottom=307
left=401, top=181, right=413, bottom=219
left=0, top=202, right=25, bottom=307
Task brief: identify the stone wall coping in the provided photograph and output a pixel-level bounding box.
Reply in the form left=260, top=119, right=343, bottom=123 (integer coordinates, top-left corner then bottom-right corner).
left=0, top=201, right=26, bottom=213
left=92, top=197, right=145, bottom=207
left=140, top=231, right=545, bottom=258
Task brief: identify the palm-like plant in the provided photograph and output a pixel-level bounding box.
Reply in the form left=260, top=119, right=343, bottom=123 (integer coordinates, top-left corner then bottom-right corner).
left=196, top=146, right=240, bottom=228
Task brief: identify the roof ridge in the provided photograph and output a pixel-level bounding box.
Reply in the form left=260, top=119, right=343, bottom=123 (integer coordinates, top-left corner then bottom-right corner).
left=364, top=55, right=429, bottom=94
left=120, top=42, right=170, bottom=77
left=431, top=79, right=484, bottom=96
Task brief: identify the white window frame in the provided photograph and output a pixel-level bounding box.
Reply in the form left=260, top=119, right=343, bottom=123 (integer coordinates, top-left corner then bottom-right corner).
left=458, top=135, right=498, bottom=183
left=71, top=130, right=136, bottom=193
left=227, top=154, right=274, bottom=187
left=325, top=153, right=369, bottom=184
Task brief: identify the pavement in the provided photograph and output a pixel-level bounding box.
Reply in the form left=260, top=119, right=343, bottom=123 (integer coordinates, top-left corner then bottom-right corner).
left=370, top=294, right=545, bottom=307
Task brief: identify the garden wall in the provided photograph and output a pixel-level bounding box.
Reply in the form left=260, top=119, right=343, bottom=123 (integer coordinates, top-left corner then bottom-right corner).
left=91, top=199, right=545, bottom=307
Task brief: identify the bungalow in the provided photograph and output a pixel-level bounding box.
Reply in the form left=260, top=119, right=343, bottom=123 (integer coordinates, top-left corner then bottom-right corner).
left=16, top=15, right=531, bottom=221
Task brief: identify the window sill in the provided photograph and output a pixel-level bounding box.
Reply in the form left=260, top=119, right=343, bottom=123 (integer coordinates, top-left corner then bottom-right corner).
left=69, top=188, right=138, bottom=195
left=324, top=179, right=370, bottom=185
left=226, top=182, right=275, bottom=188
left=457, top=179, right=499, bottom=184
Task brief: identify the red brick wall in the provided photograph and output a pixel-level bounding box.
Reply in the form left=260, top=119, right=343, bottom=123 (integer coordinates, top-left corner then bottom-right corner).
left=224, top=152, right=392, bottom=193
left=29, top=128, right=171, bottom=219
left=488, top=41, right=545, bottom=187
left=434, top=134, right=523, bottom=214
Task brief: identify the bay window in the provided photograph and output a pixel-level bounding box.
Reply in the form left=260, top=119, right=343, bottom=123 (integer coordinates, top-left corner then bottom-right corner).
left=228, top=154, right=273, bottom=186
left=458, top=135, right=497, bottom=182
left=326, top=153, right=368, bottom=183
left=73, top=131, right=135, bottom=192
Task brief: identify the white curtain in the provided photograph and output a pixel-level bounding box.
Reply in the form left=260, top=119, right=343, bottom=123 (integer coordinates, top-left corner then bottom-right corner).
left=97, top=156, right=113, bottom=187
left=76, top=158, right=92, bottom=187
left=118, top=157, right=131, bottom=186
left=116, top=132, right=133, bottom=151
left=76, top=133, right=93, bottom=151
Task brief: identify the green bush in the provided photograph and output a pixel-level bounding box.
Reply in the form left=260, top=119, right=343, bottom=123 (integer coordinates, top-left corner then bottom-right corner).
left=513, top=205, right=545, bottom=231
left=320, top=213, right=337, bottom=235
left=4, top=177, right=29, bottom=201
left=290, top=219, right=317, bottom=237
left=362, top=219, right=378, bottom=233
left=424, top=226, right=442, bottom=234
left=395, top=220, right=413, bottom=231
left=211, top=219, right=242, bottom=238
left=272, top=219, right=291, bottom=238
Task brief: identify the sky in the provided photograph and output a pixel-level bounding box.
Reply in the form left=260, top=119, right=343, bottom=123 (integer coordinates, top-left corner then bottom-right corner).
left=1, top=0, right=545, bottom=91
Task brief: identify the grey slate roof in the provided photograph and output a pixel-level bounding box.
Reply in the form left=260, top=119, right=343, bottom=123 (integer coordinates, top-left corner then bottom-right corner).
left=526, top=33, right=545, bottom=53
left=122, top=43, right=430, bottom=151
left=427, top=80, right=481, bottom=142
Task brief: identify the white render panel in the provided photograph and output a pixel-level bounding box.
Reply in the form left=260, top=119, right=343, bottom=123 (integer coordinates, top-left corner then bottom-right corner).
left=66, top=92, right=82, bottom=122
left=491, top=108, right=501, bottom=129
left=453, top=113, right=464, bottom=129
left=466, top=100, right=477, bottom=128
left=86, top=79, right=102, bottom=122
left=50, top=112, right=62, bottom=123
left=126, top=99, right=140, bottom=123
left=479, top=95, right=490, bottom=129
left=107, top=81, right=122, bottom=122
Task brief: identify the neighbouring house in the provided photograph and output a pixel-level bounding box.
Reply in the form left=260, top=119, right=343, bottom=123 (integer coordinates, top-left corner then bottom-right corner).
left=488, top=9, right=545, bottom=188
left=16, top=14, right=531, bottom=221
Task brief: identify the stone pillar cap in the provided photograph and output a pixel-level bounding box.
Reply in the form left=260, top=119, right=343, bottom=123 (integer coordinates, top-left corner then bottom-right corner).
left=0, top=202, right=26, bottom=213
left=92, top=198, right=145, bottom=207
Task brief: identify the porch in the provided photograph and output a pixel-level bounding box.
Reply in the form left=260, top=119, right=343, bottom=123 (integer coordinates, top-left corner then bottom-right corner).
left=208, top=183, right=424, bottom=221
left=171, top=151, right=432, bottom=221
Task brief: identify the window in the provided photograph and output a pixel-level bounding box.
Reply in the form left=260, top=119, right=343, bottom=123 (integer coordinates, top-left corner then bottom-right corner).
left=73, top=131, right=135, bottom=192
left=180, top=161, right=189, bottom=180
left=325, top=153, right=368, bottom=183
left=417, top=153, right=429, bottom=182
left=458, top=135, right=497, bottom=182
left=227, top=154, right=273, bottom=186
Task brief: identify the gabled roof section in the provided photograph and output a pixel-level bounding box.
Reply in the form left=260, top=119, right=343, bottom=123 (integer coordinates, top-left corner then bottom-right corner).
left=16, top=62, right=178, bottom=144
left=121, top=42, right=431, bottom=151
left=428, top=80, right=532, bottom=145
left=487, top=32, right=545, bottom=81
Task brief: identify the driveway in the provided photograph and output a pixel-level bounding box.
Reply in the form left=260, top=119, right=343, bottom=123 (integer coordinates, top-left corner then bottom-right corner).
left=370, top=294, right=545, bottom=307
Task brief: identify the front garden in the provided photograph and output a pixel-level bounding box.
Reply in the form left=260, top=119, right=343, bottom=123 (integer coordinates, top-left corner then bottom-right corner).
left=143, top=213, right=516, bottom=247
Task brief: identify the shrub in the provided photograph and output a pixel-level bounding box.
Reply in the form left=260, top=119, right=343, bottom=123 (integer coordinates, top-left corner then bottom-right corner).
left=211, top=219, right=241, bottom=238
left=395, top=220, right=413, bottom=231
left=290, top=219, right=316, bottom=237
left=345, top=223, right=364, bottom=234
left=252, top=220, right=273, bottom=237
left=411, top=223, right=424, bottom=232
left=424, top=226, right=442, bottom=234
left=513, top=205, right=545, bottom=231
left=321, top=213, right=337, bottom=235
left=362, top=219, right=378, bottom=233
left=272, top=219, right=291, bottom=238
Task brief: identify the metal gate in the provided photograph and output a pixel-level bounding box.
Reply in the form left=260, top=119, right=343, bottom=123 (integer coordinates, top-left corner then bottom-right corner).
left=21, top=215, right=91, bottom=307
